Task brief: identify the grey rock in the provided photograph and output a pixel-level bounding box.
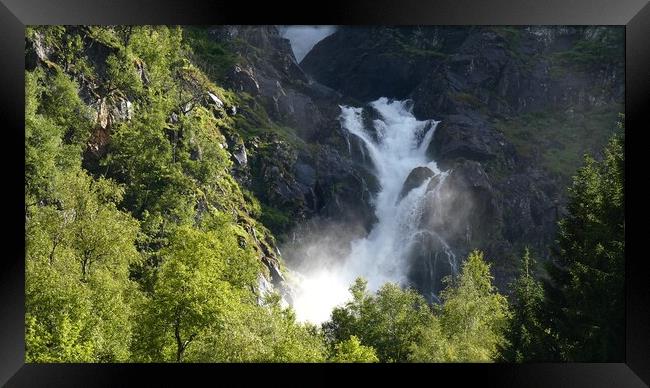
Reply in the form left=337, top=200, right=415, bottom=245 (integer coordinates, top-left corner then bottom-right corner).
left=294, top=162, right=316, bottom=187
left=207, top=92, right=224, bottom=109
left=398, top=166, right=435, bottom=202
left=233, top=144, right=248, bottom=166
left=429, top=113, right=505, bottom=165
left=229, top=65, right=260, bottom=95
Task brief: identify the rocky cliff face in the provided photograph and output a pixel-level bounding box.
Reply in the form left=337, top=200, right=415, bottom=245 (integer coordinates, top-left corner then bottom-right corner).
left=301, top=26, right=624, bottom=290
left=25, top=25, right=387, bottom=301
left=28, top=25, right=623, bottom=297
left=199, top=26, right=378, bottom=238
left=26, top=27, right=137, bottom=163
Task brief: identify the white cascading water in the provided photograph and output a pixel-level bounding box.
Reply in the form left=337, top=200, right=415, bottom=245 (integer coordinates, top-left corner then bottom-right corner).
left=290, top=97, right=456, bottom=324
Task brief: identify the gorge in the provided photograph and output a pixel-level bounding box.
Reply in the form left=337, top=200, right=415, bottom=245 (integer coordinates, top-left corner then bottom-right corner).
left=24, top=25, right=625, bottom=363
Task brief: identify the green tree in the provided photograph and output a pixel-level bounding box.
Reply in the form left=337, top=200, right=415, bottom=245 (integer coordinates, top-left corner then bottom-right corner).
left=330, top=336, right=379, bottom=363
left=411, top=250, right=510, bottom=362
left=26, top=25, right=291, bottom=364
left=25, top=170, right=141, bottom=362
left=26, top=41, right=142, bottom=362
left=189, top=293, right=327, bottom=362
left=544, top=128, right=625, bottom=361
left=107, top=100, right=193, bottom=221
left=126, top=26, right=183, bottom=96
left=105, top=50, right=144, bottom=97
left=25, top=69, right=91, bottom=203
left=498, top=248, right=548, bottom=362
left=323, top=278, right=432, bottom=362
left=39, top=69, right=92, bottom=146
left=25, top=254, right=95, bottom=362
left=131, top=224, right=260, bottom=362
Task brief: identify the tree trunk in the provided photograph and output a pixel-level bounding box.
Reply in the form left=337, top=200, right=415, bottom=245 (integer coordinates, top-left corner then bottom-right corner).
left=174, top=318, right=184, bottom=362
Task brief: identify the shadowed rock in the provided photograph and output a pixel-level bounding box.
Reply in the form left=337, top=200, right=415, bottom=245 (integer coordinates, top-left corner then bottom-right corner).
left=398, top=166, right=435, bottom=202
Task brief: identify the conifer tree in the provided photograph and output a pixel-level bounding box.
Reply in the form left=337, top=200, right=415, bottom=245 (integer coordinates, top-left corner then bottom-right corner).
left=544, top=126, right=625, bottom=361
left=498, top=248, right=548, bottom=362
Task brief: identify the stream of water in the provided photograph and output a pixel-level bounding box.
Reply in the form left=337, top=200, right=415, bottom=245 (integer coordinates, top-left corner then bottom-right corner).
left=290, top=97, right=457, bottom=323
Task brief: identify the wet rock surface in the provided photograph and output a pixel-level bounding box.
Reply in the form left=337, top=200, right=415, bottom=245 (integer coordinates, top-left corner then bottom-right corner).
left=398, top=167, right=435, bottom=202
left=302, top=26, right=623, bottom=291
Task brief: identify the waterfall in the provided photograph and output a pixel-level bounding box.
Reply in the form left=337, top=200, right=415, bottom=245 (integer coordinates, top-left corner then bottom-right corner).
left=290, top=97, right=457, bottom=323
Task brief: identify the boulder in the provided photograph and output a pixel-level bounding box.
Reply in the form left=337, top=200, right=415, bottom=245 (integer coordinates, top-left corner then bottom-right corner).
left=207, top=92, right=224, bottom=109
left=228, top=65, right=260, bottom=95
left=421, top=160, right=499, bottom=248
left=232, top=143, right=247, bottom=166
left=398, top=166, right=435, bottom=202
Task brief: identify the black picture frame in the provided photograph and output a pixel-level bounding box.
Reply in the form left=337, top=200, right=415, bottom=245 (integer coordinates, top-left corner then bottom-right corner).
left=1, top=0, right=648, bottom=386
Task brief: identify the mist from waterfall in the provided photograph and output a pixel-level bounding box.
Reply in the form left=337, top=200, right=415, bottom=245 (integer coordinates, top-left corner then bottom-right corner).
left=288, top=97, right=456, bottom=324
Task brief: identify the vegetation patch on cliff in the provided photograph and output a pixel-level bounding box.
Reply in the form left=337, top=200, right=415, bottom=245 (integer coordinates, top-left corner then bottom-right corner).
left=494, top=104, right=622, bottom=183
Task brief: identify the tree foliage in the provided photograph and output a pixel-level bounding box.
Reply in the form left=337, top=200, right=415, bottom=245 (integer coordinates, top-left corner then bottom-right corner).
left=25, top=58, right=142, bottom=362
left=498, top=248, right=548, bottom=362
left=409, top=250, right=510, bottom=362
left=131, top=224, right=260, bottom=362
left=543, top=128, right=625, bottom=362
left=330, top=336, right=379, bottom=363
left=323, top=278, right=432, bottom=362
left=26, top=170, right=141, bottom=362
left=188, top=294, right=327, bottom=362
left=324, top=251, right=510, bottom=363
left=26, top=26, right=312, bottom=363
